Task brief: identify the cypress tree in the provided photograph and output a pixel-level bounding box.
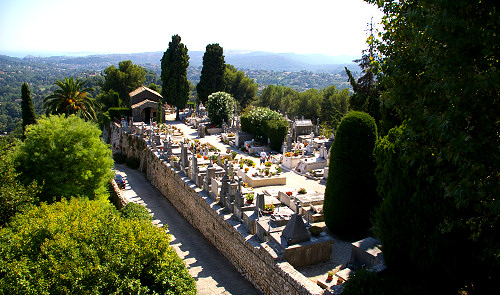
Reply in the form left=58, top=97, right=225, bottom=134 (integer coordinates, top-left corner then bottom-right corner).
left=323, top=111, right=378, bottom=238
left=161, top=34, right=190, bottom=121
left=196, top=43, right=226, bottom=105
left=21, top=83, right=36, bottom=136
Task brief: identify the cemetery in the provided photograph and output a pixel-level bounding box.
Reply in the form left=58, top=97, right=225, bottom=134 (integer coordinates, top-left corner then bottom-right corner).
left=109, top=108, right=386, bottom=295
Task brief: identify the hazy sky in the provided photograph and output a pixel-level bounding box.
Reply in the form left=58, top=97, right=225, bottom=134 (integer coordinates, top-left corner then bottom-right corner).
left=0, top=0, right=383, bottom=57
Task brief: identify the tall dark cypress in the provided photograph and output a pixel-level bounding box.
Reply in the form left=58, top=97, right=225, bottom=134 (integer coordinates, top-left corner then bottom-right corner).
left=196, top=43, right=226, bottom=105
left=21, top=83, right=36, bottom=136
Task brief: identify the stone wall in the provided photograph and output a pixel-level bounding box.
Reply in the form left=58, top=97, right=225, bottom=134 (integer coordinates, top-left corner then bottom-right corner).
left=112, top=124, right=324, bottom=295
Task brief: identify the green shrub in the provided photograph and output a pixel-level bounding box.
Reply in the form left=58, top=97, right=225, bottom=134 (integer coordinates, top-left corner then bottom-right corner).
left=206, top=92, right=235, bottom=127
left=0, top=138, right=39, bottom=226
left=0, top=198, right=196, bottom=294
left=120, top=202, right=152, bottom=221
left=16, top=115, right=114, bottom=204
left=323, top=111, right=378, bottom=238
left=241, top=107, right=288, bottom=150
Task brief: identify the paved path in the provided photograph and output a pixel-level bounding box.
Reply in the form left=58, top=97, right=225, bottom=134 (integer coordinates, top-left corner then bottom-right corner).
left=115, top=163, right=261, bottom=295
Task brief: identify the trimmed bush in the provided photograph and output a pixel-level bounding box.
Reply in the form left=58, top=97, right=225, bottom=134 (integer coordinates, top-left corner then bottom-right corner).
left=0, top=198, right=196, bottom=294
left=241, top=107, right=288, bottom=150
left=205, top=91, right=235, bottom=127
left=323, top=111, right=378, bottom=238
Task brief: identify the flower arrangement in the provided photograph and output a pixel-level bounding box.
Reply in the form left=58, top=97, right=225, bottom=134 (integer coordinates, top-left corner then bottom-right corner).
left=298, top=188, right=307, bottom=194
left=245, top=193, right=254, bottom=203
left=285, top=152, right=292, bottom=157
left=276, top=166, right=282, bottom=173
left=171, top=155, right=179, bottom=162
left=264, top=161, right=272, bottom=167
left=242, top=182, right=249, bottom=188
left=264, top=203, right=275, bottom=212
left=197, top=154, right=202, bottom=158
left=203, top=156, right=209, bottom=160
left=286, top=191, right=293, bottom=196
left=244, top=167, right=249, bottom=172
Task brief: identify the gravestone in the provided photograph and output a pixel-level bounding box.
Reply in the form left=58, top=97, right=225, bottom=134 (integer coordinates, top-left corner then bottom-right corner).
left=191, top=154, right=198, bottom=182
left=282, top=203, right=310, bottom=245
left=319, top=143, right=328, bottom=159
left=220, top=163, right=230, bottom=206
left=255, top=193, right=265, bottom=216
left=181, top=143, right=189, bottom=168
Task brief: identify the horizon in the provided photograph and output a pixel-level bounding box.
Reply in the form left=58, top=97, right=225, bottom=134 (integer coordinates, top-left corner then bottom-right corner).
left=0, top=0, right=383, bottom=59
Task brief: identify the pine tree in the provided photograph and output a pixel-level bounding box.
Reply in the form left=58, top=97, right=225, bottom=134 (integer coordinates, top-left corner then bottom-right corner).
left=161, top=34, right=190, bottom=121
left=21, top=83, right=36, bottom=137
left=196, top=43, right=226, bottom=105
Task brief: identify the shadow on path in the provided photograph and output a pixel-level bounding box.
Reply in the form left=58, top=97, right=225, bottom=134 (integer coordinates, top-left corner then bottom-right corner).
left=115, top=164, right=261, bottom=295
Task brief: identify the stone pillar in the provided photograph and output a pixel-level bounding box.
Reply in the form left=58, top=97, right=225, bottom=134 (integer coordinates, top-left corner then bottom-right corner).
left=191, top=154, right=198, bottom=182
left=181, top=143, right=189, bottom=168
left=234, top=177, right=243, bottom=209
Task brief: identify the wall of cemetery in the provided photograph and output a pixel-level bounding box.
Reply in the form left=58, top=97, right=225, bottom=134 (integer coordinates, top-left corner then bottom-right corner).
left=112, top=124, right=324, bottom=295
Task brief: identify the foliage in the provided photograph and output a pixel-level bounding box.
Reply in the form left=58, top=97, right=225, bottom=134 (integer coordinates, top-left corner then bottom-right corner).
left=147, top=83, right=161, bottom=94
left=102, top=60, right=146, bottom=106
left=257, top=85, right=350, bottom=129
left=205, top=92, right=235, bottom=127
left=21, top=83, right=36, bottom=136
left=241, top=107, right=288, bottom=150
left=0, top=138, right=39, bottom=226
left=43, top=77, right=98, bottom=121
left=362, top=0, right=500, bottom=292
left=0, top=198, right=196, bottom=294
left=345, top=21, right=382, bottom=129
left=224, top=64, right=258, bottom=109
left=107, top=107, right=132, bottom=121
left=196, top=43, right=226, bottom=105
left=15, top=115, right=114, bottom=204
left=156, top=98, right=163, bottom=124
left=120, top=202, right=152, bottom=222
left=112, top=152, right=127, bottom=164
left=265, top=116, right=289, bottom=152
left=341, top=269, right=417, bottom=295
left=161, top=34, right=190, bottom=121
left=96, top=89, right=120, bottom=111
left=324, top=111, right=378, bottom=238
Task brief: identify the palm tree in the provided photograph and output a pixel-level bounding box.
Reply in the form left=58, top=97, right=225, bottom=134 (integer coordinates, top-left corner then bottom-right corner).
left=44, top=77, right=99, bottom=121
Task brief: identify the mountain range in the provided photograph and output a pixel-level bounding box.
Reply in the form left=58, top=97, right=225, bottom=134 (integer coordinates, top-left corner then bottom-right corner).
left=14, top=50, right=359, bottom=73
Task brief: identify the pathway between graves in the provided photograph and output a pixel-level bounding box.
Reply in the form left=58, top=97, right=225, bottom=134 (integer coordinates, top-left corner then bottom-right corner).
left=114, top=163, right=261, bottom=295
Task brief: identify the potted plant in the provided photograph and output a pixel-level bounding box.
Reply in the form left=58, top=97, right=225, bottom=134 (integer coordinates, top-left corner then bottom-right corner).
left=327, top=271, right=334, bottom=281
left=245, top=193, right=255, bottom=204
left=264, top=203, right=275, bottom=213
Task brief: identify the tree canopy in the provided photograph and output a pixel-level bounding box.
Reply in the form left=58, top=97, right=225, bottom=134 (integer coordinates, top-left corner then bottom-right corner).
left=15, top=115, right=114, bottom=204
left=161, top=34, right=190, bottom=121
left=364, top=0, right=500, bottom=292
left=102, top=60, right=146, bottom=106
left=0, top=198, right=196, bottom=294
left=196, top=43, right=226, bottom=105
left=224, top=64, right=258, bottom=109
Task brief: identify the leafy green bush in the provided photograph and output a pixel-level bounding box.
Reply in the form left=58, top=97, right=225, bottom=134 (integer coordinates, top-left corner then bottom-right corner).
left=0, top=198, right=196, bottom=294
left=241, top=107, right=288, bottom=150
left=0, top=138, right=39, bottom=226
left=16, top=115, right=114, bottom=204
left=324, top=111, right=378, bottom=238
left=120, top=202, right=152, bottom=221
left=206, top=91, right=235, bottom=127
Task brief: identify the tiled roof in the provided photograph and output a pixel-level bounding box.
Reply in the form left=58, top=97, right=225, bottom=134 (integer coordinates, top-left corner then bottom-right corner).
left=129, top=86, right=162, bottom=98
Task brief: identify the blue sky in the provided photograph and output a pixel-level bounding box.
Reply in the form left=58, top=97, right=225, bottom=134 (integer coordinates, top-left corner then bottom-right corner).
left=0, top=0, right=383, bottom=57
